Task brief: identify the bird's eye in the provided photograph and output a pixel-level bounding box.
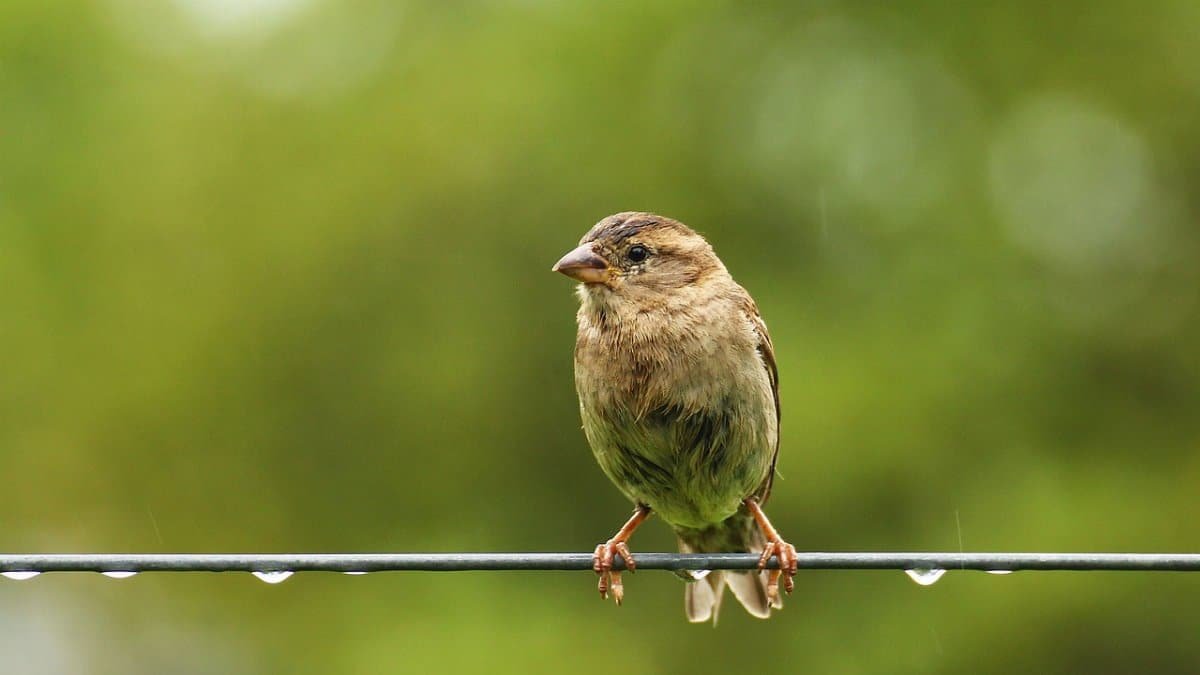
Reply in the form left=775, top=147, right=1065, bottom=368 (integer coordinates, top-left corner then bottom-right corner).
left=627, top=245, right=650, bottom=263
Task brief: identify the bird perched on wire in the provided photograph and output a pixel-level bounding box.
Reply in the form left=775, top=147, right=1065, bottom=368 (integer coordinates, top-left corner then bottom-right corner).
left=552, top=212, right=796, bottom=623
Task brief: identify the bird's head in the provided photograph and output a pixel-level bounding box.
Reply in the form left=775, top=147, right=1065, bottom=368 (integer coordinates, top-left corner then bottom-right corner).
left=552, top=212, right=725, bottom=308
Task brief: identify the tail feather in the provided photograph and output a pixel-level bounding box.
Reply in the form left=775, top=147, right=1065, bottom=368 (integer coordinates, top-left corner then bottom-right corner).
left=726, top=571, right=774, bottom=618
left=678, top=514, right=782, bottom=624
left=684, top=572, right=725, bottom=623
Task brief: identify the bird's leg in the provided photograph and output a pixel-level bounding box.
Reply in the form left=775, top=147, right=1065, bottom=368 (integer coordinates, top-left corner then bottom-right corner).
left=593, top=504, right=651, bottom=605
left=743, top=498, right=797, bottom=604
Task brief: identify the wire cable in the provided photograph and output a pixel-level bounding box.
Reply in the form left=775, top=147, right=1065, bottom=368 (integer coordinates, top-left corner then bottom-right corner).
left=1, top=552, right=1199, bottom=574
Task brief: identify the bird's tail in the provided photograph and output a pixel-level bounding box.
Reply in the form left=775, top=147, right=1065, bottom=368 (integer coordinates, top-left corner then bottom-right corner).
left=678, top=512, right=782, bottom=624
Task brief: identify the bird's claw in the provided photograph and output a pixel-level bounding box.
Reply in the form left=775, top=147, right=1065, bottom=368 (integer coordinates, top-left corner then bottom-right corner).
left=757, top=537, right=798, bottom=603
left=592, top=506, right=651, bottom=606
left=594, top=539, right=636, bottom=605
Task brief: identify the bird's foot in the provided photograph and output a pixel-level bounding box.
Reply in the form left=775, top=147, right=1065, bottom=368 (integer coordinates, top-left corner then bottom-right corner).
left=744, top=497, right=797, bottom=604
left=756, top=535, right=797, bottom=604
left=592, top=505, right=651, bottom=605
left=593, top=539, right=636, bottom=604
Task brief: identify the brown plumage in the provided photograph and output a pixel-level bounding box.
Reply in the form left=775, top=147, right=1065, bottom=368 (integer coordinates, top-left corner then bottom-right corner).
left=553, top=212, right=797, bottom=623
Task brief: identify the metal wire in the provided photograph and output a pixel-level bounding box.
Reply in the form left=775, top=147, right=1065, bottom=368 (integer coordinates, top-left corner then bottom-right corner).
left=2, top=552, right=1199, bottom=574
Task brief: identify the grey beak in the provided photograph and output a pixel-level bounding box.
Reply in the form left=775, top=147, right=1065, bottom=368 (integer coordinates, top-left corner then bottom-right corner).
left=552, top=244, right=612, bottom=284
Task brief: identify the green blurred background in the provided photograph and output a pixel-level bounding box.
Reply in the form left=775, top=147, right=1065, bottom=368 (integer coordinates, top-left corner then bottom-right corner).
left=2, top=0, right=1199, bottom=672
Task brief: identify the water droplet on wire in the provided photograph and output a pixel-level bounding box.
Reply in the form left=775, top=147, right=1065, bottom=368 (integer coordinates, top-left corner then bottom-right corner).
left=904, top=569, right=946, bottom=586
left=688, top=570, right=711, bottom=581
left=343, top=571, right=368, bottom=576
left=986, top=570, right=1013, bottom=575
left=102, top=571, right=138, bottom=579
left=252, top=571, right=294, bottom=584
left=1, top=571, right=40, bottom=581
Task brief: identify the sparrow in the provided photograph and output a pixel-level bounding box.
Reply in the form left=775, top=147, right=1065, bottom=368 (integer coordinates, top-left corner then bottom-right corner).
left=553, top=212, right=797, bottom=623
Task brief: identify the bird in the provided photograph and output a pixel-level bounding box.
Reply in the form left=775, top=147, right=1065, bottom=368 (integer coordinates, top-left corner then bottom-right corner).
left=552, top=211, right=796, bottom=623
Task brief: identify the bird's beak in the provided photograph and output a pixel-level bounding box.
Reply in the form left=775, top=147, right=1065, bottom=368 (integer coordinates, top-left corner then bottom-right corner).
left=552, top=244, right=612, bottom=284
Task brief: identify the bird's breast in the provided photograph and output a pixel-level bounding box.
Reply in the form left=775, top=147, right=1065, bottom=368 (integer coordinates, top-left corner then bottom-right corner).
left=573, top=303, right=777, bottom=528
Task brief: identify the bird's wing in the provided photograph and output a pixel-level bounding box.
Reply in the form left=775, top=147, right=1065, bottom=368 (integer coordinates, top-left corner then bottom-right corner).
left=744, top=294, right=781, bottom=502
